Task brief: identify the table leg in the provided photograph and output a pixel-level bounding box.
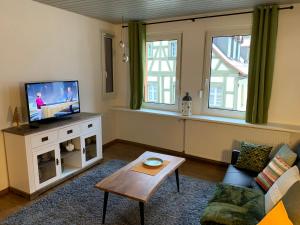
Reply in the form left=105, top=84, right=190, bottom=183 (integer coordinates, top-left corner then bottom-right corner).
left=139, top=202, right=144, bottom=225
left=175, top=169, right=180, bottom=192
left=102, top=192, right=109, bottom=224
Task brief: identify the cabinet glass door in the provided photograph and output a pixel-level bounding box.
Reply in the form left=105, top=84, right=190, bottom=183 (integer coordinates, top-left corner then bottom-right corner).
left=82, top=134, right=100, bottom=166
left=37, top=150, right=57, bottom=184
left=84, top=135, right=97, bottom=162
left=33, top=146, right=60, bottom=189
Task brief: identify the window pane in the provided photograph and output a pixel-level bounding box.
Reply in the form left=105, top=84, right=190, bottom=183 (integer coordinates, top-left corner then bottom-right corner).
left=208, top=35, right=250, bottom=111
left=104, top=36, right=114, bottom=93
left=147, top=83, right=158, bottom=102
left=145, top=39, right=177, bottom=105
left=164, top=77, right=170, bottom=89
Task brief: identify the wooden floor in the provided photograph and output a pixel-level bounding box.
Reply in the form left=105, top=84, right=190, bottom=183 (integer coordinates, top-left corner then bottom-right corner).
left=0, top=142, right=226, bottom=221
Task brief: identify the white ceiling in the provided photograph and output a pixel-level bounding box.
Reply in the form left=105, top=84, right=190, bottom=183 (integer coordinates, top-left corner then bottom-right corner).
left=34, top=0, right=300, bottom=24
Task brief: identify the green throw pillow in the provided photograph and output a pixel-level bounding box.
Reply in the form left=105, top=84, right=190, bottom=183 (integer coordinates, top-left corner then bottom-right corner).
left=235, top=142, right=272, bottom=173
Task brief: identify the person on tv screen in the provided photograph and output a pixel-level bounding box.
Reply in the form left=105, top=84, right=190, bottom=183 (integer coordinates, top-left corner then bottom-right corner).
left=36, top=92, right=45, bottom=109
left=66, top=87, right=74, bottom=113
left=66, top=87, right=73, bottom=102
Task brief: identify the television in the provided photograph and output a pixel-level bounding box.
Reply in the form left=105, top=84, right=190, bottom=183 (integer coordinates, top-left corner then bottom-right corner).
left=25, top=81, right=80, bottom=123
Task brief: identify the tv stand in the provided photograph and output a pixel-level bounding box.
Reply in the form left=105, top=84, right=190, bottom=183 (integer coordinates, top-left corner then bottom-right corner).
left=3, top=112, right=102, bottom=199
left=29, top=124, right=40, bottom=129
left=36, top=115, right=73, bottom=125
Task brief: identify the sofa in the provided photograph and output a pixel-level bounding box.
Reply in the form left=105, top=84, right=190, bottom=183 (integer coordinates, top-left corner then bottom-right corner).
left=223, top=146, right=300, bottom=190
left=200, top=144, right=300, bottom=225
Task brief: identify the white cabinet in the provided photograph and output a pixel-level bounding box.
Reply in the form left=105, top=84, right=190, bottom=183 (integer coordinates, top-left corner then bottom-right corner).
left=3, top=113, right=102, bottom=198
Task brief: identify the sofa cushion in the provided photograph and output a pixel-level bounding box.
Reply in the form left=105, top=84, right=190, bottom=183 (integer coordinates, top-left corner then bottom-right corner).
left=223, top=165, right=258, bottom=188
left=200, top=183, right=265, bottom=225
left=265, top=166, right=300, bottom=213
left=235, top=142, right=272, bottom=173
left=282, top=181, right=300, bottom=225
left=274, top=144, right=297, bottom=166
left=255, top=155, right=290, bottom=191
left=201, top=202, right=256, bottom=225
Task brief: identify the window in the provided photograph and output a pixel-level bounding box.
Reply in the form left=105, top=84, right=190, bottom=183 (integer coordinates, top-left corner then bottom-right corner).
left=203, top=30, right=251, bottom=118
left=143, top=33, right=182, bottom=111
left=102, top=32, right=115, bottom=97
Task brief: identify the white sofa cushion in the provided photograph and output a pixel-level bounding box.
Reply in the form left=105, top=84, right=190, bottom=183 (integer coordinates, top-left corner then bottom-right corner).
left=265, top=166, right=300, bottom=213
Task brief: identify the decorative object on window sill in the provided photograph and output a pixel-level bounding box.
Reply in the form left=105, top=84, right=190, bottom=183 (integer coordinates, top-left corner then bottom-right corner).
left=12, top=106, right=20, bottom=127
left=120, top=16, right=129, bottom=63
left=182, top=92, right=192, bottom=116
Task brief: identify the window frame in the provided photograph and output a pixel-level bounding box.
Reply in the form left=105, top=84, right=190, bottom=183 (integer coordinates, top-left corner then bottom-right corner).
left=202, top=29, right=251, bottom=119
left=142, top=33, right=182, bottom=112
left=101, top=31, right=116, bottom=98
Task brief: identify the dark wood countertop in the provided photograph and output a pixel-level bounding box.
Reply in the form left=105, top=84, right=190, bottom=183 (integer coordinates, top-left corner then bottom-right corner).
left=2, top=112, right=101, bottom=136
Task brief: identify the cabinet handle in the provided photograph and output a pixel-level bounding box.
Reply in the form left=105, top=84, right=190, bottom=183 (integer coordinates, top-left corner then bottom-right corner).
left=67, top=129, right=73, bottom=134
left=41, top=137, right=48, bottom=142
left=56, top=159, right=59, bottom=165
left=88, top=124, right=93, bottom=128
left=83, top=148, right=86, bottom=154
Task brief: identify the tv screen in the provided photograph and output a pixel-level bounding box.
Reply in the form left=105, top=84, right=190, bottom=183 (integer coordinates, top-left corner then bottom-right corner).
left=25, top=81, right=80, bottom=123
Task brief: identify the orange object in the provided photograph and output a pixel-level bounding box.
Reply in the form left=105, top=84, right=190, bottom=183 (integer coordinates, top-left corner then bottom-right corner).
left=131, top=160, right=170, bottom=176
left=258, top=201, right=293, bottom=225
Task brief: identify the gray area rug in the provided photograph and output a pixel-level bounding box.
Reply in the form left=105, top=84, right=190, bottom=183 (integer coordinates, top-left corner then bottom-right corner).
left=0, top=160, right=216, bottom=225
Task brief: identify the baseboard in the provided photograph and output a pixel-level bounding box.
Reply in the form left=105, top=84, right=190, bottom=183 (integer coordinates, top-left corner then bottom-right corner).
left=109, top=139, right=228, bottom=167
left=0, top=187, right=9, bottom=196
left=102, top=139, right=119, bottom=149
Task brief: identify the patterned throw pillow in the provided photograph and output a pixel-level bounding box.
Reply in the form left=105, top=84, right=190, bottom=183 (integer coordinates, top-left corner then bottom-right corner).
left=235, top=142, right=272, bottom=173
left=274, top=144, right=297, bottom=166
left=255, top=156, right=291, bottom=191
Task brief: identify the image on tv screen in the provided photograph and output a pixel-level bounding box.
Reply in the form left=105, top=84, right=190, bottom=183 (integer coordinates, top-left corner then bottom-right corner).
left=26, top=81, right=80, bottom=122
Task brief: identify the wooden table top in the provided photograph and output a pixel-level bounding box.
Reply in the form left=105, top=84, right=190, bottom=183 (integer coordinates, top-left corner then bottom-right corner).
left=95, top=151, right=186, bottom=203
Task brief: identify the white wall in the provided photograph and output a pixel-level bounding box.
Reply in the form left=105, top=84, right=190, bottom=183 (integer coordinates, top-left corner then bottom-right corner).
left=185, top=120, right=292, bottom=162
left=113, top=5, right=300, bottom=161
left=0, top=0, right=116, bottom=191
left=115, top=110, right=300, bottom=163
left=269, top=6, right=300, bottom=124
left=116, top=111, right=184, bottom=151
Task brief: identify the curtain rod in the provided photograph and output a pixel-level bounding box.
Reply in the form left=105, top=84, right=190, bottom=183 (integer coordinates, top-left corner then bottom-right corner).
left=122, top=5, right=293, bottom=28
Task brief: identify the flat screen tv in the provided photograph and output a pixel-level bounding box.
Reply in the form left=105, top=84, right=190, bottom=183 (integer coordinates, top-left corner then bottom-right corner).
left=25, top=81, right=80, bottom=123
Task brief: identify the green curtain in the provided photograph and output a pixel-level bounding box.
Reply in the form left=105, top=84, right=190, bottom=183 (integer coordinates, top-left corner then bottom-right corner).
left=246, top=5, right=279, bottom=124
left=128, top=21, right=146, bottom=109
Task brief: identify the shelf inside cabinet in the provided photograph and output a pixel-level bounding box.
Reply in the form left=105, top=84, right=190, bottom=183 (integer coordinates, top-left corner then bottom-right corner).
left=61, top=165, right=80, bottom=177
left=60, top=149, right=81, bottom=159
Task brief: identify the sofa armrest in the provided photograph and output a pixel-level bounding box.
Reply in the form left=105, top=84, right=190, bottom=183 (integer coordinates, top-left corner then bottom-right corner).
left=231, top=149, right=240, bottom=165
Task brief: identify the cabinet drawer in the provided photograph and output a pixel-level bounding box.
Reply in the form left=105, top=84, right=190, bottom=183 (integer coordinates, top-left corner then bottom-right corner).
left=81, top=119, right=98, bottom=134
left=31, top=131, right=58, bottom=149
left=59, top=125, right=80, bottom=141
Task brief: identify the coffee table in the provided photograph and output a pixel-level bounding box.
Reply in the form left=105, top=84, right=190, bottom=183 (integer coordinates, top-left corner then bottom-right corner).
left=95, top=151, right=186, bottom=225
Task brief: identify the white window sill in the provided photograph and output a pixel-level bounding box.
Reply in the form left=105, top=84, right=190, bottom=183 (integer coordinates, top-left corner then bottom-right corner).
left=112, top=107, right=300, bottom=134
